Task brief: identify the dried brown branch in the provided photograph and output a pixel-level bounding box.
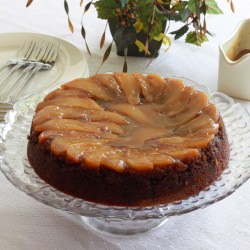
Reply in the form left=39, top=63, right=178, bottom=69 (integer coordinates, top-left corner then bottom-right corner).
left=26, top=0, right=33, bottom=7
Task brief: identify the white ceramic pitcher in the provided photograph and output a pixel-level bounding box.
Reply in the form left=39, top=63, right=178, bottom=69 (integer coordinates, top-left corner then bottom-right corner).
left=218, top=19, right=250, bottom=100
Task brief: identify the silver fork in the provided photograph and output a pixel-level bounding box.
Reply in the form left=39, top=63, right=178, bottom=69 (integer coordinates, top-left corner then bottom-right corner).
left=0, top=40, right=59, bottom=103
left=0, top=40, right=37, bottom=84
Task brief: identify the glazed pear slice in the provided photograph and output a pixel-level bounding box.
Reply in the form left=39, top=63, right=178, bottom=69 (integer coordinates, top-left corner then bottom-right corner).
left=155, top=91, right=209, bottom=128
left=38, top=130, right=118, bottom=143
left=51, top=138, right=86, bottom=156
left=164, top=86, right=194, bottom=116
left=202, top=103, right=219, bottom=121
left=100, top=150, right=126, bottom=172
left=33, top=105, right=128, bottom=126
left=83, top=145, right=115, bottom=168
left=133, top=73, right=153, bottom=102
left=38, top=130, right=70, bottom=143
left=134, top=73, right=166, bottom=102
left=109, top=103, right=153, bottom=125
left=158, top=78, right=185, bottom=105
left=137, top=86, right=196, bottom=126
left=36, top=96, right=103, bottom=112
left=66, top=142, right=115, bottom=164
left=151, top=135, right=215, bottom=149
left=44, top=88, right=89, bottom=101
left=114, top=72, right=141, bottom=105
left=125, top=149, right=153, bottom=170
left=160, top=148, right=199, bottom=161
left=62, top=78, right=115, bottom=101
left=176, top=104, right=219, bottom=137
left=146, top=151, right=174, bottom=167
left=34, top=119, right=124, bottom=134
left=35, top=119, right=100, bottom=133
left=166, top=90, right=208, bottom=117
left=145, top=74, right=166, bottom=101
left=175, top=113, right=217, bottom=135
left=51, top=137, right=107, bottom=157
left=65, top=143, right=86, bottom=163
left=83, top=150, right=102, bottom=168
left=175, top=123, right=219, bottom=137
left=91, top=74, right=122, bottom=94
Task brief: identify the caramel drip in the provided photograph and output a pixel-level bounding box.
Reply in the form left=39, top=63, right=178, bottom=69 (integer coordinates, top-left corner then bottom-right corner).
left=33, top=73, right=219, bottom=172
left=110, top=126, right=171, bottom=149
left=233, top=49, right=250, bottom=60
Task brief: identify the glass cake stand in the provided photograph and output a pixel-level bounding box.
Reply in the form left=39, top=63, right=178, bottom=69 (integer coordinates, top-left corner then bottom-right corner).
left=0, top=80, right=250, bottom=236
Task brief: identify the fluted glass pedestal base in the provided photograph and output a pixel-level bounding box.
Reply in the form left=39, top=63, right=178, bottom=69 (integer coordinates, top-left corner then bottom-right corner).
left=81, top=216, right=168, bottom=236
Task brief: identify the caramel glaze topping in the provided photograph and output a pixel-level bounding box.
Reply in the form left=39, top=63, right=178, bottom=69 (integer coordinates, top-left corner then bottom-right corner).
left=32, top=73, right=219, bottom=172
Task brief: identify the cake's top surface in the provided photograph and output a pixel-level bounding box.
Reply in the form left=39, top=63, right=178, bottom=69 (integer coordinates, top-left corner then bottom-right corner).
left=32, top=73, right=219, bottom=172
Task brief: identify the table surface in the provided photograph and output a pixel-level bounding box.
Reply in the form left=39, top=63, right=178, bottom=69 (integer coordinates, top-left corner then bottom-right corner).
left=0, top=1, right=250, bottom=249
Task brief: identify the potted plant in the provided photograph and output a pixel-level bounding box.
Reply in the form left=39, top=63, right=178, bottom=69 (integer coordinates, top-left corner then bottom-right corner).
left=26, top=0, right=234, bottom=71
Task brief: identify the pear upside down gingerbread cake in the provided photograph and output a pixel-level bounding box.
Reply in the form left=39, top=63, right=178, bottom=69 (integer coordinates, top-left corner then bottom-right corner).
left=27, top=73, right=230, bottom=207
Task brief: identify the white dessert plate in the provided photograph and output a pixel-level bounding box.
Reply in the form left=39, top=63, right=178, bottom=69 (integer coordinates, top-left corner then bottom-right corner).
left=0, top=32, right=89, bottom=100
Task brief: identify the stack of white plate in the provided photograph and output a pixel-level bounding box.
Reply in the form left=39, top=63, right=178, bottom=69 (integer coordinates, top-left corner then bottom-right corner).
left=0, top=32, right=89, bottom=121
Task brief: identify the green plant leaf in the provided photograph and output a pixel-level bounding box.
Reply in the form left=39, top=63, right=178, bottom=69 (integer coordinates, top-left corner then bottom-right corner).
left=102, top=42, right=112, bottom=63
left=100, top=22, right=108, bottom=49
left=148, top=9, right=167, bottom=38
left=205, top=0, right=223, bottom=14
left=64, top=0, right=69, bottom=14
left=113, top=27, right=136, bottom=51
left=185, top=31, right=208, bottom=46
left=136, top=0, right=155, bottom=32
left=94, top=0, right=119, bottom=19
left=164, top=12, right=183, bottom=22
left=172, top=1, right=188, bottom=11
left=163, top=6, right=190, bottom=23
left=135, top=40, right=150, bottom=55
left=120, top=0, right=129, bottom=8
left=81, top=25, right=86, bottom=39
left=200, top=1, right=207, bottom=14
left=188, top=0, right=197, bottom=13
left=150, top=18, right=165, bottom=39
left=180, top=8, right=191, bottom=22
left=64, top=0, right=74, bottom=32
left=100, top=31, right=105, bottom=49
left=84, top=1, right=93, bottom=14
left=170, top=25, right=189, bottom=40
left=81, top=25, right=91, bottom=55
left=97, top=41, right=113, bottom=73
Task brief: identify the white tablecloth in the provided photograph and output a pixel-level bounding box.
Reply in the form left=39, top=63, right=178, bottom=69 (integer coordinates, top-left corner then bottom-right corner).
left=0, top=0, right=250, bottom=249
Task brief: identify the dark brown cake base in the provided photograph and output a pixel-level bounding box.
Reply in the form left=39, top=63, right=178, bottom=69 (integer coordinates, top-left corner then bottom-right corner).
left=27, top=118, right=230, bottom=207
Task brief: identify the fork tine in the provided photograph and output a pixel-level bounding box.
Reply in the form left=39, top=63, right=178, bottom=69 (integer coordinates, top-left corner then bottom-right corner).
left=0, top=64, right=35, bottom=103
left=43, top=42, right=55, bottom=63
left=0, top=40, right=33, bottom=73
left=41, top=42, right=53, bottom=63
left=0, top=62, right=11, bottom=72
left=41, top=42, right=59, bottom=66
left=0, top=63, right=23, bottom=89
left=48, top=42, right=59, bottom=65
left=17, top=40, right=31, bottom=59
left=9, top=65, right=38, bottom=102
left=23, top=40, right=36, bottom=60
left=34, top=40, right=47, bottom=61
left=29, top=40, right=42, bottom=61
